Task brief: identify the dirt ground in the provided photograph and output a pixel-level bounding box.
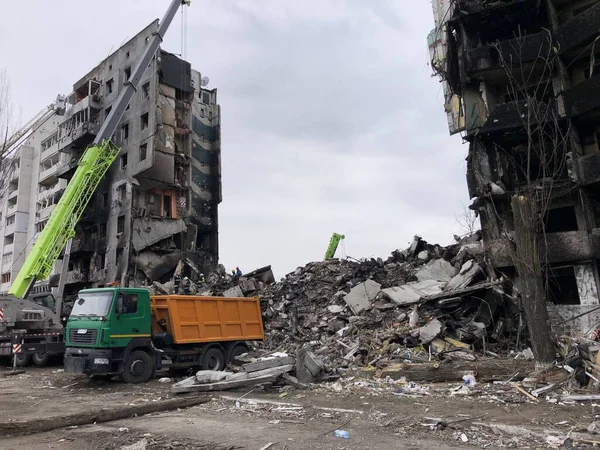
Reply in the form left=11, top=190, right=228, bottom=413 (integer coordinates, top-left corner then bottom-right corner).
left=1, top=366, right=599, bottom=449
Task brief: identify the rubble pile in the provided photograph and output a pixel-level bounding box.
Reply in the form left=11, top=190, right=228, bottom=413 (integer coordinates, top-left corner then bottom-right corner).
left=217, top=233, right=523, bottom=372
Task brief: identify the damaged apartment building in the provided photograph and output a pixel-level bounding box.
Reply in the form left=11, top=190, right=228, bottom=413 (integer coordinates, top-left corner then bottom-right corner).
left=0, top=20, right=221, bottom=297
left=429, top=0, right=600, bottom=332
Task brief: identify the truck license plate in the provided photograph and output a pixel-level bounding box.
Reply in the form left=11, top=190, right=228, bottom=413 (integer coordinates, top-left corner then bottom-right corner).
left=77, top=329, right=88, bottom=334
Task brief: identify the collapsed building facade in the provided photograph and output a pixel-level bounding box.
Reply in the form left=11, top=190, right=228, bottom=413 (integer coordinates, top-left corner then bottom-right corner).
left=0, top=21, right=221, bottom=297
left=429, top=0, right=600, bottom=332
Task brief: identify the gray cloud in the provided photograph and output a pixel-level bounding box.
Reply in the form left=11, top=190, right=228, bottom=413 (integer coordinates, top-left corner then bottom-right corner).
left=1, top=0, right=468, bottom=277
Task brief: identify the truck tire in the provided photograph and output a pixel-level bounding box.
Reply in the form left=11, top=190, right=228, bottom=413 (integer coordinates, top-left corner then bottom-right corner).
left=15, top=353, right=31, bottom=367
left=122, top=350, right=154, bottom=384
left=201, top=346, right=225, bottom=371
left=227, top=343, right=249, bottom=363
left=32, top=352, right=49, bottom=367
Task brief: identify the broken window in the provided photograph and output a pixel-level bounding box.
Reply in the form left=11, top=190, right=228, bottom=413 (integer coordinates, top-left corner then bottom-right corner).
left=546, top=266, right=581, bottom=305
left=1, top=272, right=11, bottom=283
left=121, top=123, right=129, bottom=142
left=120, top=154, right=128, bottom=170
left=117, top=184, right=126, bottom=201
left=200, top=108, right=205, bottom=118
left=124, top=66, right=131, bottom=81
left=163, top=195, right=172, bottom=218
left=140, top=143, right=148, bottom=161
left=68, top=261, right=74, bottom=271
left=99, top=223, right=107, bottom=239
left=101, top=192, right=109, bottom=208
left=142, top=82, right=150, bottom=99
left=109, top=64, right=112, bottom=71
left=117, top=215, right=125, bottom=234
left=106, top=78, right=114, bottom=94
left=202, top=92, right=210, bottom=104
left=119, top=293, right=138, bottom=314
left=545, top=206, right=578, bottom=233
left=209, top=111, right=212, bottom=120
left=5, top=216, right=15, bottom=227
left=100, top=253, right=106, bottom=268
left=141, top=112, right=149, bottom=130
left=105, top=106, right=112, bottom=120
left=116, top=248, right=123, bottom=265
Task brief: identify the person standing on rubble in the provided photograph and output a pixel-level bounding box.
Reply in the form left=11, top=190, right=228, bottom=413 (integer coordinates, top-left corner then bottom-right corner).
left=173, top=273, right=181, bottom=294
left=182, top=276, right=191, bottom=294
left=235, top=267, right=242, bottom=277
left=199, top=273, right=205, bottom=286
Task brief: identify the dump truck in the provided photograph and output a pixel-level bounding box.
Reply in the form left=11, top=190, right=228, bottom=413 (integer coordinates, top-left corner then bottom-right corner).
left=64, top=287, right=264, bottom=383
left=0, top=0, right=189, bottom=367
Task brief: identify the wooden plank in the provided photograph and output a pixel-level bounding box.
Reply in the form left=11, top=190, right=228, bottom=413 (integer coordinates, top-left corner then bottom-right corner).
left=243, top=356, right=295, bottom=373
left=375, top=359, right=536, bottom=383
left=0, top=396, right=211, bottom=437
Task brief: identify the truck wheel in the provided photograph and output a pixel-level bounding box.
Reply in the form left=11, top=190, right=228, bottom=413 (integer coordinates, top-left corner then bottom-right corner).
left=15, top=353, right=31, bottom=367
left=227, top=343, right=249, bottom=363
left=32, top=352, right=49, bottom=367
left=202, top=347, right=225, bottom=371
left=122, top=350, right=154, bottom=384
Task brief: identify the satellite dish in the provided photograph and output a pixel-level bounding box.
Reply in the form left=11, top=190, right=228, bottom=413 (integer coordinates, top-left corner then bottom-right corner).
left=201, top=76, right=210, bottom=87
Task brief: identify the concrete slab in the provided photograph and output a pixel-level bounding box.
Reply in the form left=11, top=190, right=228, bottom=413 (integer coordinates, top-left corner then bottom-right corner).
left=417, top=319, right=442, bottom=344
left=343, top=279, right=381, bottom=315
left=131, top=217, right=187, bottom=252
left=380, top=280, right=445, bottom=306
left=222, top=285, right=244, bottom=298
left=445, top=260, right=482, bottom=291
left=416, top=259, right=457, bottom=282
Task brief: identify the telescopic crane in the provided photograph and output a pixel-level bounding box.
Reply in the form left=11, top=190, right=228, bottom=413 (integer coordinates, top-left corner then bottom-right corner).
left=0, top=0, right=190, bottom=366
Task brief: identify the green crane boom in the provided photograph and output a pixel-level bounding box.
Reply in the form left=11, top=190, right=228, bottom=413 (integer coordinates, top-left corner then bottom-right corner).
left=9, top=140, right=119, bottom=298
left=324, top=233, right=345, bottom=260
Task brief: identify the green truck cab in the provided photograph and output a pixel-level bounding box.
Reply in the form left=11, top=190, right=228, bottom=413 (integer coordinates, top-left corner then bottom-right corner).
left=64, top=287, right=264, bottom=383
left=64, top=288, right=157, bottom=383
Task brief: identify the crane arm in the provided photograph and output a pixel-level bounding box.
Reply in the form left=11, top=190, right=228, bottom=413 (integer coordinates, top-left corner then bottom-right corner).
left=8, top=0, right=190, bottom=299
left=324, top=233, right=345, bottom=260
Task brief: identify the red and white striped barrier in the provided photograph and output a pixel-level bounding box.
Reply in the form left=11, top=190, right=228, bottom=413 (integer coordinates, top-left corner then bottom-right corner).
left=12, top=343, right=21, bottom=354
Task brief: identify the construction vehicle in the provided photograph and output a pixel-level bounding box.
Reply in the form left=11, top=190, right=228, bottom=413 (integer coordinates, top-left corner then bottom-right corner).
left=64, top=287, right=264, bottom=383
left=324, top=233, right=345, bottom=260
left=0, top=0, right=190, bottom=367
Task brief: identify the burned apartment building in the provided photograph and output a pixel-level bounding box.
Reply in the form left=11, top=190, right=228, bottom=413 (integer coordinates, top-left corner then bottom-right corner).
left=0, top=20, right=221, bottom=297
left=429, top=0, right=600, bottom=332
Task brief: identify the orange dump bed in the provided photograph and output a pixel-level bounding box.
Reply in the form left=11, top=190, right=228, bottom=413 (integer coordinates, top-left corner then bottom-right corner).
left=150, top=295, right=264, bottom=345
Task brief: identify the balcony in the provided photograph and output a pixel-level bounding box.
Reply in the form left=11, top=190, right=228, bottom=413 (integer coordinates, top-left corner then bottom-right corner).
left=4, top=244, right=14, bottom=255
left=37, top=205, right=55, bottom=221
left=1, top=282, right=10, bottom=293
left=463, top=31, right=552, bottom=80
left=563, top=74, right=600, bottom=120
left=71, top=238, right=94, bottom=253
left=8, top=189, right=18, bottom=200
left=4, top=223, right=15, bottom=237
left=39, top=165, right=59, bottom=185
left=40, top=143, right=59, bottom=162
left=479, top=100, right=554, bottom=135
left=38, top=183, right=64, bottom=201
left=574, top=152, right=600, bottom=187
left=2, top=258, right=12, bottom=273
left=555, top=1, right=600, bottom=56
left=58, top=120, right=100, bottom=151
left=6, top=203, right=17, bottom=216
left=488, top=229, right=600, bottom=268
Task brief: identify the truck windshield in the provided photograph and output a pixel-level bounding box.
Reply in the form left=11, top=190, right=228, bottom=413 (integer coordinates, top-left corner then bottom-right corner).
left=70, top=292, right=114, bottom=317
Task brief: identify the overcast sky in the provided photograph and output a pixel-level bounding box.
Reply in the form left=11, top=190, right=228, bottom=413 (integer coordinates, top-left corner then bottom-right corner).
left=1, top=0, right=468, bottom=277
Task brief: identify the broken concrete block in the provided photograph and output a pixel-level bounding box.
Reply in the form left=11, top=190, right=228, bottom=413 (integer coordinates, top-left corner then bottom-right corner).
left=343, top=279, right=381, bottom=315
left=416, top=258, right=457, bottom=282
left=195, top=370, right=233, bottom=384
left=445, top=260, right=482, bottom=291
left=327, top=305, right=345, bottom=314
left=417, top=250, right=429, bottom=260
left=417, top=318, right=442, bottom=344
left=222, top=285, right=244, bottom=298
left=380, top=280, right=445, bottom=306
left=296, top=348, right=324, bottom=383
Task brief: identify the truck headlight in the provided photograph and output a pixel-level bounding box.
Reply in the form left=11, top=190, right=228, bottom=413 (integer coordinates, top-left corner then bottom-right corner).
left=94, top=358, right=109, bottom=365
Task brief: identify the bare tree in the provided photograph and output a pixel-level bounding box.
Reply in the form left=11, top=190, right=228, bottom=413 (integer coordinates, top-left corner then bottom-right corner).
left=455, top=202, right=479, bottom=237
left=490, top=29, right=572, bottom=363
left=0, top=70, right=21, bottom=195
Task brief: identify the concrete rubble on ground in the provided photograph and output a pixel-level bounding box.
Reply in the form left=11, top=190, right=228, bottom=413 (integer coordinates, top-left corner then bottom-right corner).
left=191, top=233, right=533, bottom=382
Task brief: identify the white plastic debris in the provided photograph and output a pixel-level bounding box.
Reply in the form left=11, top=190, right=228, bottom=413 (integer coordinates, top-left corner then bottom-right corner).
left=462, top=374, right=477, bottom=387
left=460, top=433, right=468, bottom=443
left=118, top=427, right=130, bottom=433
left=158, top=377, right=172, bottom=383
